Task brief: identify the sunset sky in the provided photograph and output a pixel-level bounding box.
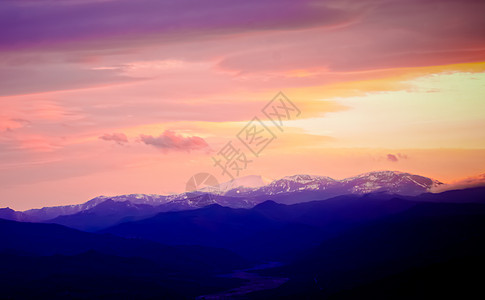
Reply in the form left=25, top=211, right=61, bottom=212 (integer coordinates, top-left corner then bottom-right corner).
left=1, top=0, right=485, bottom=210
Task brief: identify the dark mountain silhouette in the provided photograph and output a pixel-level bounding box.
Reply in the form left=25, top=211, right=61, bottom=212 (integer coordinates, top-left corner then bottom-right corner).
left=95, top=187, right=485, bottom=298
left=414, top=186, right=485, bottom=203
left=328, top=255, right=485, bottom=300
left=101, top=188, right=478, bottom=260
left=245, top=200, right=485, bottom=298
left=101, top=203, right=324, bottom=261
left=0, top=207, right=31, bottom=222
left=46, top=199, right=159, bottom=231
left=0, top=218, right=247, bottom=273
left=0, top=250, right=245, bottom=299
left=0, top=217, right=253, bottom=298
left=22, top=197, right=109, bottom=221
left=2, top=186, right=485, bottom=298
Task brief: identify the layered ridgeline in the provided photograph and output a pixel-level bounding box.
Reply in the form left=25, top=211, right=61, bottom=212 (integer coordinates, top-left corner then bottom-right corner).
left=2, top=186, right=484, bottom=299
left=1, top=178, right=485, bottom=298
left=0, top=171, right=445, bottom=231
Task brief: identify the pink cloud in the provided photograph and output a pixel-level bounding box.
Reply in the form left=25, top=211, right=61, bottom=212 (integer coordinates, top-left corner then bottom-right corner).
left=0, top=118, right=30, bottom=132
left=139, top=130, right=209, bottom=153
left=386, top=153, right=409, bottom=162
left=0, top=64, right=135, bottom=97
left=387, top=154, right=398, bottom=162
left=99, top=133, right=129, bottom=145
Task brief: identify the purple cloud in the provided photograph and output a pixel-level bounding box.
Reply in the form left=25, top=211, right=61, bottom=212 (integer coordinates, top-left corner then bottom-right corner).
left=217, top=0, right=485, bottom=74
left=99, top=133, right=128, bottom=145
left=387, top=153, right=409, bottom=162
left=0, top=0, right=356, bottom=51
left=0, top=64, right=134, bottom=96
left=139, top=130, right=209, bottom=152
left=2, top=0, right=484, bottom=97
left=387, top=154, right=398, bottom=162
left=0, top=118, right=30, bottom=132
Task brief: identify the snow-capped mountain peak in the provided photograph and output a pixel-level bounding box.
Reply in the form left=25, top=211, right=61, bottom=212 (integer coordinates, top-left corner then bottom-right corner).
left=218, top=175, right=270, bottom=190
left=340, top=170, right=443, bottom=194
left=281, top=174, right=329, bottom=184
left=199, top=175, right=272, bottom=195
left=225, top=171, right=441, bottom=197
left=17, top=171, right=444, bottom=221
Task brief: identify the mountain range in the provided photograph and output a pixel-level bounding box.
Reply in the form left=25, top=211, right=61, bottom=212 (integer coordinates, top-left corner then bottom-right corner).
left=1, top=171, right=443, bottom=227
